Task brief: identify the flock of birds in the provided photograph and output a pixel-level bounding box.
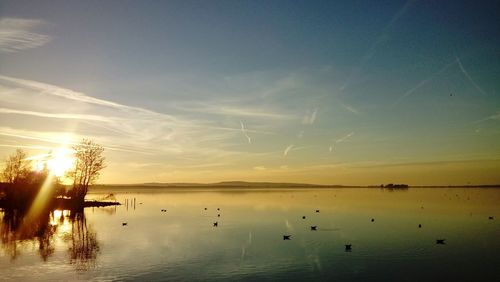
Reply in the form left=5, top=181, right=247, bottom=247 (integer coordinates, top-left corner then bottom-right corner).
left=119, top=194, right=496, bottom=252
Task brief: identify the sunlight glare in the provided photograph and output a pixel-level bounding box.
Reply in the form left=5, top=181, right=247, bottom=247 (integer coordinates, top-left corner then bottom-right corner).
left=46, top=149, right=75, bottom=177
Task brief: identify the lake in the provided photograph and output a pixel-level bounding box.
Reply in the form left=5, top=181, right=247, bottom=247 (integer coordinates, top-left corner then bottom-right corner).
left=1, top=187, right=499, bottom=281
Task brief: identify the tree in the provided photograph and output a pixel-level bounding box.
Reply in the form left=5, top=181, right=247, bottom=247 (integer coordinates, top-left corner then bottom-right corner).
left=68, top=139, right=106, bottom=201
left=2, top=149, right=32, bottom=184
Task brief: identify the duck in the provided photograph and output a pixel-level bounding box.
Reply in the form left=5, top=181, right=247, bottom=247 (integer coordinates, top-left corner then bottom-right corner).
left=302, top=216, right=306, bottom=219
left=345, top=244, right=352, bottom=251
left=315, top=210, right=320, bottom=213
left=122, top=222, right=127, bottom=226
left=371, top=218, right=375, bottom=222
left=310, top=226, right=317, bottom=231
left=283, top=235, right=291, bottom=240
left=418, top=224, right=422, bottom=228
left=436, top=239, right=446, bottom=244
left=213, top=222, right=218, bottom=227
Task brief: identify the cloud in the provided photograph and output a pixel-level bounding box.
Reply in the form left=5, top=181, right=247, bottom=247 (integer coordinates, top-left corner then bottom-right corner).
left=0, top=18, right=52, bottom=53
left=1, top=74, right=301, bottom=174
left=174, top=101, right=294, bottom=120
left=253, top=166, right=266, bottom=171
left=240, top=120, right=252, bottom=144
left=297, top=130, right=304, bottom=138
left=283, top=144, right=294, bottom=157
left=302, top=108, right=318, bottom=125
left=0, top=107, right=111, bottom=122
left=0, top=75, right=178, bottom=121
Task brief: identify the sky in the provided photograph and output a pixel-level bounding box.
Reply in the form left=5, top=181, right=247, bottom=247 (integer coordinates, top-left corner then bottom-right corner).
left=0, top=0, right=499, bottom=185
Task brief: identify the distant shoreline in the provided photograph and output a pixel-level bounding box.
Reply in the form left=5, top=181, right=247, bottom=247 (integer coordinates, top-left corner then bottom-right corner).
left=89, top=181, right=500, bottom=190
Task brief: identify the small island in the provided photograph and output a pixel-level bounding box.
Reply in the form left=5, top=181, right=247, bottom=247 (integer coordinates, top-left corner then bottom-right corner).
left=381, top=183, right=409, bottom=190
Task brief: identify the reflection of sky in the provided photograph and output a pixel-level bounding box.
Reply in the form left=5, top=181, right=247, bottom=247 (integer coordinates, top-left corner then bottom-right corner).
left=0, top=1, right=499, bottom=185
left=1, top=188, right=500, bottom=280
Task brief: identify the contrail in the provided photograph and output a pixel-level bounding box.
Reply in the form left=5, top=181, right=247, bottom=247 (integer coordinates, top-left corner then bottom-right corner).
left=456, top=57, right=487, bottom=95
left=0, top=130, right=151, bottom=154
left=395, top=59, right=456, bottom=105
left=340, top=0, right=417, bottom=91
left=341, top=103, right=359, bottom=114
left=0, top=108, right=111, bottom=122
left=0, top=75, right=179, bottom=122
left=283, top=144, right=294, bottom=157
left=336, top=132, right=354, bottom=143
left=240, top=121, right=252, bottom=144
left=471, top=112, right=500, bottom=124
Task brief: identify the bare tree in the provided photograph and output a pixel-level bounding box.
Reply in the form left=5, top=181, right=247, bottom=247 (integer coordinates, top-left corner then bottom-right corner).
left=68, top=139, right=106, bottom=201
left=2, top=149, right=31, bottom=184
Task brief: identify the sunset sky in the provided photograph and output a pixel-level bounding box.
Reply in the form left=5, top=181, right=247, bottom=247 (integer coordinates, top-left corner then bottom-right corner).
left=0, top=0, right=499, bottom=185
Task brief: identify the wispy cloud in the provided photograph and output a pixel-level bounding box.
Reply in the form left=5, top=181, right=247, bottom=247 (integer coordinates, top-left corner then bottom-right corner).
left=456, top=57, right=487, bottom=95
left=0, top=75, right=178, bottom=122
left=175, top=101, right=294, bottom=120
left=240, top=121, right=252, bottom=144
left=297, top=130, right=304, bottom=139
left=0, top=74, right=299, bottom=173
left=0, top=18, right=52, bottom=53
left=0, top=126, right=150, bottom=154
left=0, top=107, right=111, bottom=122
left=302, top=108, right=318, bottom=125
left=283, top=144, right=294, bottom=157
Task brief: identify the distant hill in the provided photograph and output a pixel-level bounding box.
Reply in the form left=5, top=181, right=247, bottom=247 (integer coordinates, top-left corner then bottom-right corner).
left=91, top=181, right=346, bottom=189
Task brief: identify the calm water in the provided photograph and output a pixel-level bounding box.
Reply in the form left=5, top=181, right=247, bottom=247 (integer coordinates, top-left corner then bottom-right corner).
left=1, top=187, right=499, bottom=281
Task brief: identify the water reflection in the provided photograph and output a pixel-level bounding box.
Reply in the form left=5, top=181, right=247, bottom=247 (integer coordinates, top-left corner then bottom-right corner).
left=1, top=188, right=499, bottom=281
left=0, top=207, right=99, bottom=269
left=68, top=211, right=99, bottom=271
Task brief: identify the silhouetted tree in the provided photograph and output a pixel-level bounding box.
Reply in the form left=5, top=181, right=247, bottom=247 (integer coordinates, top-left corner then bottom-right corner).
left=0, top=149, right=61, bottom=209
left=68, top=139, right=106, bottom=201
left=1, top=149, right=31, bottom=184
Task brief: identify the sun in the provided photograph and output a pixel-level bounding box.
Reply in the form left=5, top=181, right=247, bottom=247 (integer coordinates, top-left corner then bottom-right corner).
left=46, top=148, right=75, bottom=177
left=32, top=148, right=75, bottom=179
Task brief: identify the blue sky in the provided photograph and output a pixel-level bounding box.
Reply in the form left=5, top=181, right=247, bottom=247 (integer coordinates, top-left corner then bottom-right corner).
left=0, top=0, right=499, bottom=185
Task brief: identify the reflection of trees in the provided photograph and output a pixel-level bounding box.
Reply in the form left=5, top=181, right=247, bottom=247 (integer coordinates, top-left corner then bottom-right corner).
left=68, top=211, right=100, bottom=271
left=0, top=208, right=100, bottom=269
left=0, top=209, right=54, bottom=261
